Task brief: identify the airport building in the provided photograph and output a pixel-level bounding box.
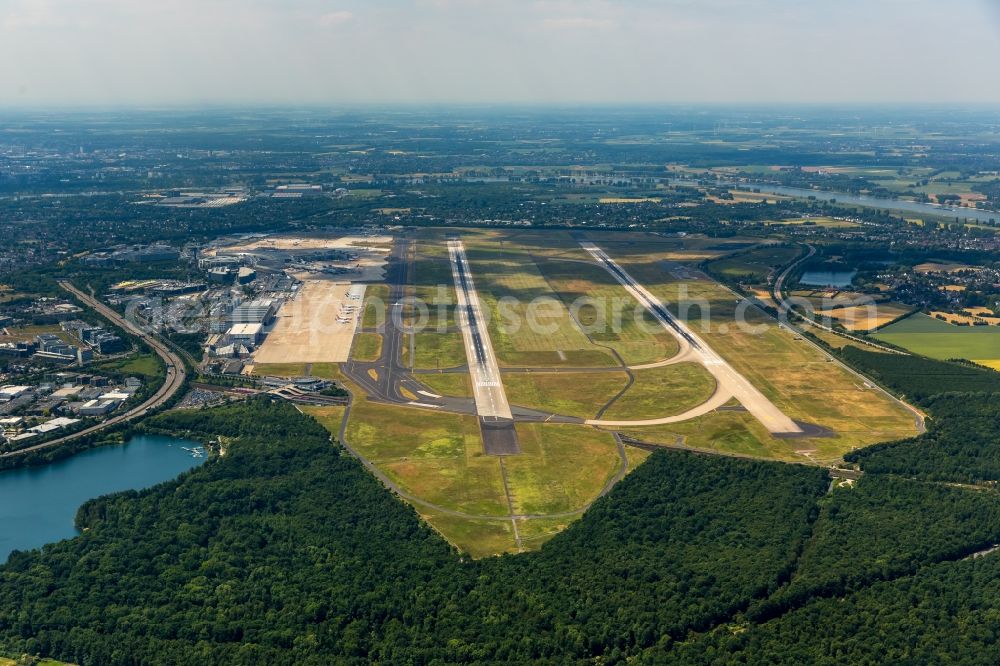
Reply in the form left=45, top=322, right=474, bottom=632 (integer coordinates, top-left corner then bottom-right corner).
left=230, top=298, right=277, bottom=325
left=227, top=323, right=264, bottom=346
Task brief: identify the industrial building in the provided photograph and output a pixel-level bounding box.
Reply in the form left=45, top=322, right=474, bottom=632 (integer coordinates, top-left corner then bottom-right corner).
left=227, top=323, right=264, bottom=346
left=230, top=298, right=277, bottom=325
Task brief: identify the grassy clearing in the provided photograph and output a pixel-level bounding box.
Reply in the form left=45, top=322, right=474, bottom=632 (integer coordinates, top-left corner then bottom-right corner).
left=503, top=371, right=628, bottom=418
left=602, top=363, right=717, bottom=421
left=766, top=217, right=860, bottom=229
left=301, top=405, right=347, bottom=436
left=407, top=285, right=457, bottom=329
left=536, top=257, right=679, bottom=365
left=351, top=332, right=383, bottom=362
left=252, top=362, right=308, bottom=377
left=343, top=399, right=508, bottom=517
left=516, top=516, right=577, bottom=551
left=465, top=247, right=599, bottom=357
left=615, top=409, right=831, bottom=463
left=418, top=372, right=472, bottom=398
left=417, top=509, right=518, bottom=558
left=808, top=328, right=891, bottom=353
left=308, top=362, right=343, bottom=380
left=504, top=423, right=622, bottom=515
left=592, top=232, right=758, bottom=263
left=412, top=332, right=467, bottom=369
left=362, top=283, right=390, bottom=329
left=95, top=353, right=163, bottom=378
left=0, top=291, right=31, bottom=304
left=707, top=245, right=800, bottom=283
left=874, top=313, right=1000, bottom=360
left=0, top=324, right=75, bottom=345
left=413, top=242, right=457, bottom=287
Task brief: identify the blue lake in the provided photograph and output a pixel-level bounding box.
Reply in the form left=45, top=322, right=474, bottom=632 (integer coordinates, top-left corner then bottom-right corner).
left=799, top=270, right=858, bottom=288
left=0, top=435, right=205, bottom=562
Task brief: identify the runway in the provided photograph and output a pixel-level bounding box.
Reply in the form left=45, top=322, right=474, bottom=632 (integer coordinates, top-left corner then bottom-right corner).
left=579, top=242, right=803, bottom=435
left=448, top=239, right=520, bottom=454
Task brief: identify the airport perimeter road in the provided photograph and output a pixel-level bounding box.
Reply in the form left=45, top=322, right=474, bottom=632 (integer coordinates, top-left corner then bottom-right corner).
left=1, top=282, right=188, bottom=458
left=580, top=242, right=803, bottom=436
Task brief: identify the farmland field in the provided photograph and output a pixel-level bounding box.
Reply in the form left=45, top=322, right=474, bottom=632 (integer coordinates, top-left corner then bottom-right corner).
left=874, top=313, right=1000, bottom=368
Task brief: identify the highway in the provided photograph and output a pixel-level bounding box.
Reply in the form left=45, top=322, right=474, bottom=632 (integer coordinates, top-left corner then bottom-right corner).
left=1, top=282, right=188, bottom=458
left=579, top=242, right=803, bottom=435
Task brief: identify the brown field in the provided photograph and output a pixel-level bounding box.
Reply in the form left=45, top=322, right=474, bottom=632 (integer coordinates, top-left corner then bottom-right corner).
left=820, top=302, right=913, bottom=331
left=930, top=310, right=1000, bottom=327
left=914, top=262, right=978, bottom=274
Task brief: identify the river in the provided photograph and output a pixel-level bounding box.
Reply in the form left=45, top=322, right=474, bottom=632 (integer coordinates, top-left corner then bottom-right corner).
left=0, top=435, right=206, bottom=562
left=670, top=178, right=1000, bottom=224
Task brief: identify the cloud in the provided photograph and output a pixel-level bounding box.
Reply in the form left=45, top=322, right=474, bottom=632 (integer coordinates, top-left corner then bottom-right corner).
left=318, top=10, right=353, bottom=27
left=2, top=0, right=67, bottom=30
left=541, top=16, right=613, bottom=30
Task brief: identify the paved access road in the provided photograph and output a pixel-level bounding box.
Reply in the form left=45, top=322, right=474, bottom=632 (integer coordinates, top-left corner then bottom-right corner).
left=0, top=282, right=188, bottom=458
left=579, top=242, right=803, bottom=435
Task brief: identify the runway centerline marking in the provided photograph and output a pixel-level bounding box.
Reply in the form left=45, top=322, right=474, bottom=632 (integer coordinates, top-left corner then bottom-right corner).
left=448, top=239, right=514, bottom=421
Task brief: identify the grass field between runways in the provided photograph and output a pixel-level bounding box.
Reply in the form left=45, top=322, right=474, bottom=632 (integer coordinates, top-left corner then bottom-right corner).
left=535, top=257, right=680, bottom=365
left=604, top=253, right=920, bottom=454
left=503, top=371, right=629, bottom=419
left=602, top=363, right=717, bottom=421
left=410, top=331, right=467, bottom=369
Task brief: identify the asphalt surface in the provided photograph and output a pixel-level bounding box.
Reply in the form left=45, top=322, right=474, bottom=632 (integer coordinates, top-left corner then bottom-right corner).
left=1, top=282, right=188, bottom=459
left=446, top=239, right=520, bottom=454
left=447, top=240, right=514, bottom=420
left=579, top=242, right=803, bottom=435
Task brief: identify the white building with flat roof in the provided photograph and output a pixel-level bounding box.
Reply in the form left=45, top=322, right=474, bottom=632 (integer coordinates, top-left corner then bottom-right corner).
left=227, top=323, right=264, bottom=345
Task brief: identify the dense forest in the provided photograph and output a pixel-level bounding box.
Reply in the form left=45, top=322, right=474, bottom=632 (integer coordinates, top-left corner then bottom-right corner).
left=841, top=348, right=1000, bottom=482
left=3, top=341, right=1000, bottom=663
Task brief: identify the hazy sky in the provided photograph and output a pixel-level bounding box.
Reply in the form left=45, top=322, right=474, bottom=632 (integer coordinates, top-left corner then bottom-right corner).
left=2, top=0, right=1000, bottom=106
